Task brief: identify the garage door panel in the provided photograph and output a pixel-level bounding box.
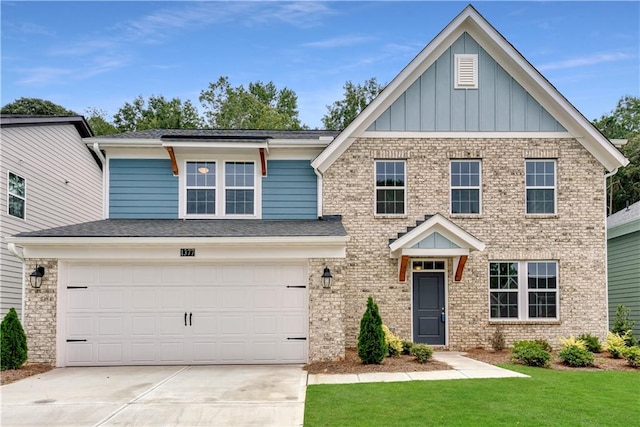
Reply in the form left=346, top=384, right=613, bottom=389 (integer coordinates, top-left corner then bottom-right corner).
left=65, top=263, right=308, bottom=365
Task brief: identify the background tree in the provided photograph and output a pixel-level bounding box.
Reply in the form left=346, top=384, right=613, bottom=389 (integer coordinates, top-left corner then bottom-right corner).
left=113, top=95, right=203, bottom=132
left=1, top=97, right=77, bottom=116
left=322, top=77, right=384, bottom=130
left=199, top=76, right=303, bottom=130
left=593, top=95, right=640, bottom=214
left=85, top=108, right=119, bottom=136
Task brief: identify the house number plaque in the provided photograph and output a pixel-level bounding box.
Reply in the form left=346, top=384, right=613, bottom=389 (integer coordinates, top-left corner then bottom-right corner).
left=180, top=248, right=196, bottom=257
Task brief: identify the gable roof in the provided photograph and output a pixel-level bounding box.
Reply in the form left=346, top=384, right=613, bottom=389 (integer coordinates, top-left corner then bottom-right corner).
left=607, top=201, right=640, bottom=238
left=0, top=114, right=93, bottom=137
left=312, top=5, right=628, bottom=173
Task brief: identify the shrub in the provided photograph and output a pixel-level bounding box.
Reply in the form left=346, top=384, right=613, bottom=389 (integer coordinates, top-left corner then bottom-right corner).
left=511, top=340, right=551, bottom=367
left=410, top=343, right=433, bottom=363
left=612, top=305, right=637, bottom=346
left=382, top=325, right=403, bottom=357
left=623, top=346, right=640, bottom=368
left=578, top=333, right=602, bottom=353
left=559, top=345, right=594, bottom=367
left=534, top=339, right=553, bottom=352
left=559, top=336, right=587, bottom=350
left=489, top=327, right=506, bottom=352
left=401, top=340, right=414, bottom=355
left=605, top=332, right=627, bottom=359
left=357, top=296, right=386, bottom=364
left=1, top=308, right=28, bottom=370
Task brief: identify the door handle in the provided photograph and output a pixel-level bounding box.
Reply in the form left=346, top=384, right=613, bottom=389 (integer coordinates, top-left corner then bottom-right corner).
left=441, top=307, right=446, bottom=323
left=189, top=312, right=193, bottom=326
left=184, top=312, right=187, bottom=326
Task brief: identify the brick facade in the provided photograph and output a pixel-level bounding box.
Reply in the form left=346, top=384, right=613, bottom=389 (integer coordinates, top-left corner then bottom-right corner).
left=23, top=258, right=58, bottom=365
left=320, top=137, right=607, bottom=354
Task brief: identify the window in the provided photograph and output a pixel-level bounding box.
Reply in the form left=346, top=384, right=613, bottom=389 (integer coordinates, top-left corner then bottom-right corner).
left=186, top=161, right=216, bottom=215
left=525, top=160, right=555, bottom=214
left=8, top=172, right=25, bottom=219
left=225, top=162, right=255, bottom=215
left=451, top=160, right=481, bottom=214
left=375, top=160, right=405, bottom=215
left=489, top=261, right=558, bottom=320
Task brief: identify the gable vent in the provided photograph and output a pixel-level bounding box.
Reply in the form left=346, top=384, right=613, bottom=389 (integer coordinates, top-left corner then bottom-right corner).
left=455, top=54, right=478, bottom=89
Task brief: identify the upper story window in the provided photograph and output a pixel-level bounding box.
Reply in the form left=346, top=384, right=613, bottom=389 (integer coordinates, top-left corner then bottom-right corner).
left=525, top=160, right=556, bottom=214
left=183, top=160, right=257, bottom=218
left=450, top=160, right=481, bottom=214
left=375, top=160, right=406, bottom=215
left=489, top=261, right=558, bottom=320
left=8, top=172, right=26, bottom=219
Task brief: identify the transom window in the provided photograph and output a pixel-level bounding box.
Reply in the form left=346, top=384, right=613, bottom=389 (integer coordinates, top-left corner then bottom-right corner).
left=186, top=162, right=216, bottom=215
left=8, top=172, right=26, bottom=219
left=225, top=162, right=255, bottom=215
left=525, top=160, right=556, bottom=214
left=375, top=160, right=406, bottom=215
left=451, top=160, right=481, bottom=214
left=413, top=260, right=446, bottom=271
left=489, top=261, right=558, bottom=320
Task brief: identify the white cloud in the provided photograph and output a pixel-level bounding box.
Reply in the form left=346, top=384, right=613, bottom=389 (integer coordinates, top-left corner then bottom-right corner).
left=302, top=35, right=376, bottom=49
left=539, top=52, right=636, bottom=71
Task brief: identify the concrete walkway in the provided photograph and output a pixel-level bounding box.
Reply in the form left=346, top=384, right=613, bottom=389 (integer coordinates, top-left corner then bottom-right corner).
left=307, top=351, right=529, bottom=385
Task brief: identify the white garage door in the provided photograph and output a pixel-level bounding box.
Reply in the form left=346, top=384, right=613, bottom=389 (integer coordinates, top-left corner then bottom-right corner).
left=63, top=263, right=308, bottom=366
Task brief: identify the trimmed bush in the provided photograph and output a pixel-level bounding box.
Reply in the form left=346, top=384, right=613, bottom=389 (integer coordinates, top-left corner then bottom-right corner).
left=401, top=340, right=414, bottom=355
left=559, top=336, right=587, bottom=350
left=624, top=346, right=640, bottom=368
left=382, top=325, right=403, bottom=357
left=534, top=339, right=553, bottom=352
left=578, top=333, right=602, bottom=353
left=489, top=327, right=506, bottom=352
left=1, top=308, right=28, bottom=370
left=357, top=296, right=386, bottom=364
left=410, top=343, right=433, bottom=363
left=606, top=332, right=629, bottom=359
left=559, top=345, right=594, bottom=367
left=511, top=340, right=551, bottom=367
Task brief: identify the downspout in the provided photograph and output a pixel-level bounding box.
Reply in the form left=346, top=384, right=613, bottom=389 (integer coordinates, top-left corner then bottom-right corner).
left=314, top=168, right=323, bottom=219
left=92, top=143, right=108, bottom=219
left=603, top=167, right=619, bottom=333
left=7, top=243, right=26, bottom=322
left=91, top=142, right=106, bottom=166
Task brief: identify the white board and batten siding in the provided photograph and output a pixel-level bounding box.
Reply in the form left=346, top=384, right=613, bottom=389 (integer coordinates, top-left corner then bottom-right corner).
left=0, top=124, right=103, bottom=317
left=60, top=262, right=308, bottom=366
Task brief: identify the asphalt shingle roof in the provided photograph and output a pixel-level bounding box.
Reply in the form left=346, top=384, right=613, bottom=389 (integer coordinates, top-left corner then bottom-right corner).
left=607, top=201, right=640, bottom=229
left=92, top=129, right=340, bottom=140
left=15, top=217, right=346, bottom=238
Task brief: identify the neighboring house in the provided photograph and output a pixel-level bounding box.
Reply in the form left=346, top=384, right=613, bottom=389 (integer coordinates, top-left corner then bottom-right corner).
left=607, top=201, right=640, bottom=338
left=0, top=115, right=103, bottom=319
left=7, top=5, right=628, bottom=367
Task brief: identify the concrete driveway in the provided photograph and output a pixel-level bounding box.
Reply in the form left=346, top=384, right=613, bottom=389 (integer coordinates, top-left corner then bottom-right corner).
left=0, top=365, right=307, bottom=427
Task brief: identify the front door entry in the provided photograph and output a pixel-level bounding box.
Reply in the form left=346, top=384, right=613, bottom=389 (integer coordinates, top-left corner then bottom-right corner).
left=413, top=272, right=445, bottom=345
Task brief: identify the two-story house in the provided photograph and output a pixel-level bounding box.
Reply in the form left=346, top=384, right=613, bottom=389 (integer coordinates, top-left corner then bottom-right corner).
left=1, top=115, right=103, bottom=318
left=8, top=6, right=628, bottom=366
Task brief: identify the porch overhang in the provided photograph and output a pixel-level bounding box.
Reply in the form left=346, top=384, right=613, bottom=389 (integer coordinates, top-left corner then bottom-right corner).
left=389, top=214, right=485, bottom=282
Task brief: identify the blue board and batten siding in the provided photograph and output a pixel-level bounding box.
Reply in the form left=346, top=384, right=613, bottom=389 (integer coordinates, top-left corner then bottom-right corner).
left=369, top=33, right=565, bottom=132
left=262, top=160, right=317, bottom=219
left=109, top=159, right=179, bottom=218
left=109, top=158, right=316, bottom=219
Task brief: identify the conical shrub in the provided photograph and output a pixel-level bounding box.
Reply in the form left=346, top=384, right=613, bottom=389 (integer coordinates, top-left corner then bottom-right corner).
left=1, top=308, right=28, bottom=370
left=357, top=296, right=386, bottom=364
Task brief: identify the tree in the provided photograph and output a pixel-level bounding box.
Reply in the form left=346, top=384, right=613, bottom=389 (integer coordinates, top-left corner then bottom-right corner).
left=1, top=97, right=77, bottom=116
left=85, top=108, right=119, bottom=136
left=113, top=95, right=203, bottom=132
left=1, top=308, right=28, bottom=370
left=322, top=77, right=384, bottom=130
left=357, top=296, right=386, bottom=364
left=593, top=95, right=640, bottom=214
left=199, top=76, right=303, bottom=130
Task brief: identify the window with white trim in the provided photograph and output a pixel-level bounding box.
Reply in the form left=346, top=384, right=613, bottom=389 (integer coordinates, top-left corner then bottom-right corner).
left=186, top=161, right=216, bottom=215
left=225, top=161, right=255, bottom=215
left=489, top=261, right=558, bottom=320
left=525, top=160, right=556, bottom=214
left=8, top=172, right=26, bottom=219
left=450, top=160, right=481, bottom=214
left=375, top=160, right=405, bottom=215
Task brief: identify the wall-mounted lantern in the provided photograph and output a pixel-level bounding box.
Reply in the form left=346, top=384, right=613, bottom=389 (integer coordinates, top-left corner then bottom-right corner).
left=321, top=266, right=333, bottom=289
left=29, top=265, right=45, bottom=288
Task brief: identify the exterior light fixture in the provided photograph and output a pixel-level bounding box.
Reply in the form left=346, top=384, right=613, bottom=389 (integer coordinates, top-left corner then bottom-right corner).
left=29, top=265, right=45, bottom=288
left=197, top=167, right=210, bottom=174
left=321, top=266, right=333, bottom=289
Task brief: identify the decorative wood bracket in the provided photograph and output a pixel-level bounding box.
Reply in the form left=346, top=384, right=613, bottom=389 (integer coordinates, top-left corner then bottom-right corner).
left=454, top=255, right=468, bottom=282
left=398, top=255, right=410, bottom=282
left=259, top=148, right=267, bottom=176
left=165, top=146, right=178, bottom=176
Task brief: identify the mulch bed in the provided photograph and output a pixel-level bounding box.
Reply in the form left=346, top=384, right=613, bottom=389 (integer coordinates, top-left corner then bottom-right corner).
left=1, top=363, right=54, bottom=385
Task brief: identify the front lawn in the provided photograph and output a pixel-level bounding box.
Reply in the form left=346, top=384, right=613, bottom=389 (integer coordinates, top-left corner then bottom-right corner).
left=304, top=365, right=639, bottom=426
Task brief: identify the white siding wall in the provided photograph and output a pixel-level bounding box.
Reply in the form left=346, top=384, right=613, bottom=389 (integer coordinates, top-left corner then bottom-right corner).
left=0, top=124, right=103, bottom=317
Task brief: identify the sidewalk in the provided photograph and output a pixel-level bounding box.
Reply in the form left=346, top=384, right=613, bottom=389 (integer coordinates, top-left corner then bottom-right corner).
left=307, top=351, right=529, bottom=385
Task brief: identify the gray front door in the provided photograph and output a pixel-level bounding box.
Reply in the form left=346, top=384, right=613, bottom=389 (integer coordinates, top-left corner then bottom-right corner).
left=413, top=272, right=445, bottom=345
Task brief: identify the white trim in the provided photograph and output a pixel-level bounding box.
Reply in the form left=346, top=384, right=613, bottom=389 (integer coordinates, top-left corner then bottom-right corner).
left=314, top=168, right=323, bottom=218
left=7, top=235, right=349, bottom=246
left=7, top=171, right=27, bottom=220
left=450, top=159, right=482, bottom=215
left=374, top=159, right=407, bottom=216
left=401, top=248, right=469, bottom=257
left=104, top=148, right=169, bottom=159
left=525, top=159, right=557, bottom=215
left=360, top=131, right=573, bottom=139
left=312, top=6, right=628, bottom=173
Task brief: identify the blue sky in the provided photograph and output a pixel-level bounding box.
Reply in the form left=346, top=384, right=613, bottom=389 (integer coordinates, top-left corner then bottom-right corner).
left=2, top=1, right=638, bottom=129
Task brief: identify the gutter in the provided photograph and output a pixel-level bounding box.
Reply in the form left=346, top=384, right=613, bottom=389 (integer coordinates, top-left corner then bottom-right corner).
left=91, top=142, right=106, bottom=166
left=7, top=243, right=26, bottom=323
left=603, top=167, right=619, bottom=332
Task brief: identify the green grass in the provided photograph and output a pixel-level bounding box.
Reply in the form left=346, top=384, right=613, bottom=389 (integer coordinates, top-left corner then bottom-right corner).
left=304, top=365, right=640, bottom=426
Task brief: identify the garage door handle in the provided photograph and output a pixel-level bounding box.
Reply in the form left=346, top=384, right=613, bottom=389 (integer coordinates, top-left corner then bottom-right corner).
left=189, top=312, right=192, bottom=326
left=184, top=312, right=187, bottom=326
left=287, top=337, right=307, bottom=340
